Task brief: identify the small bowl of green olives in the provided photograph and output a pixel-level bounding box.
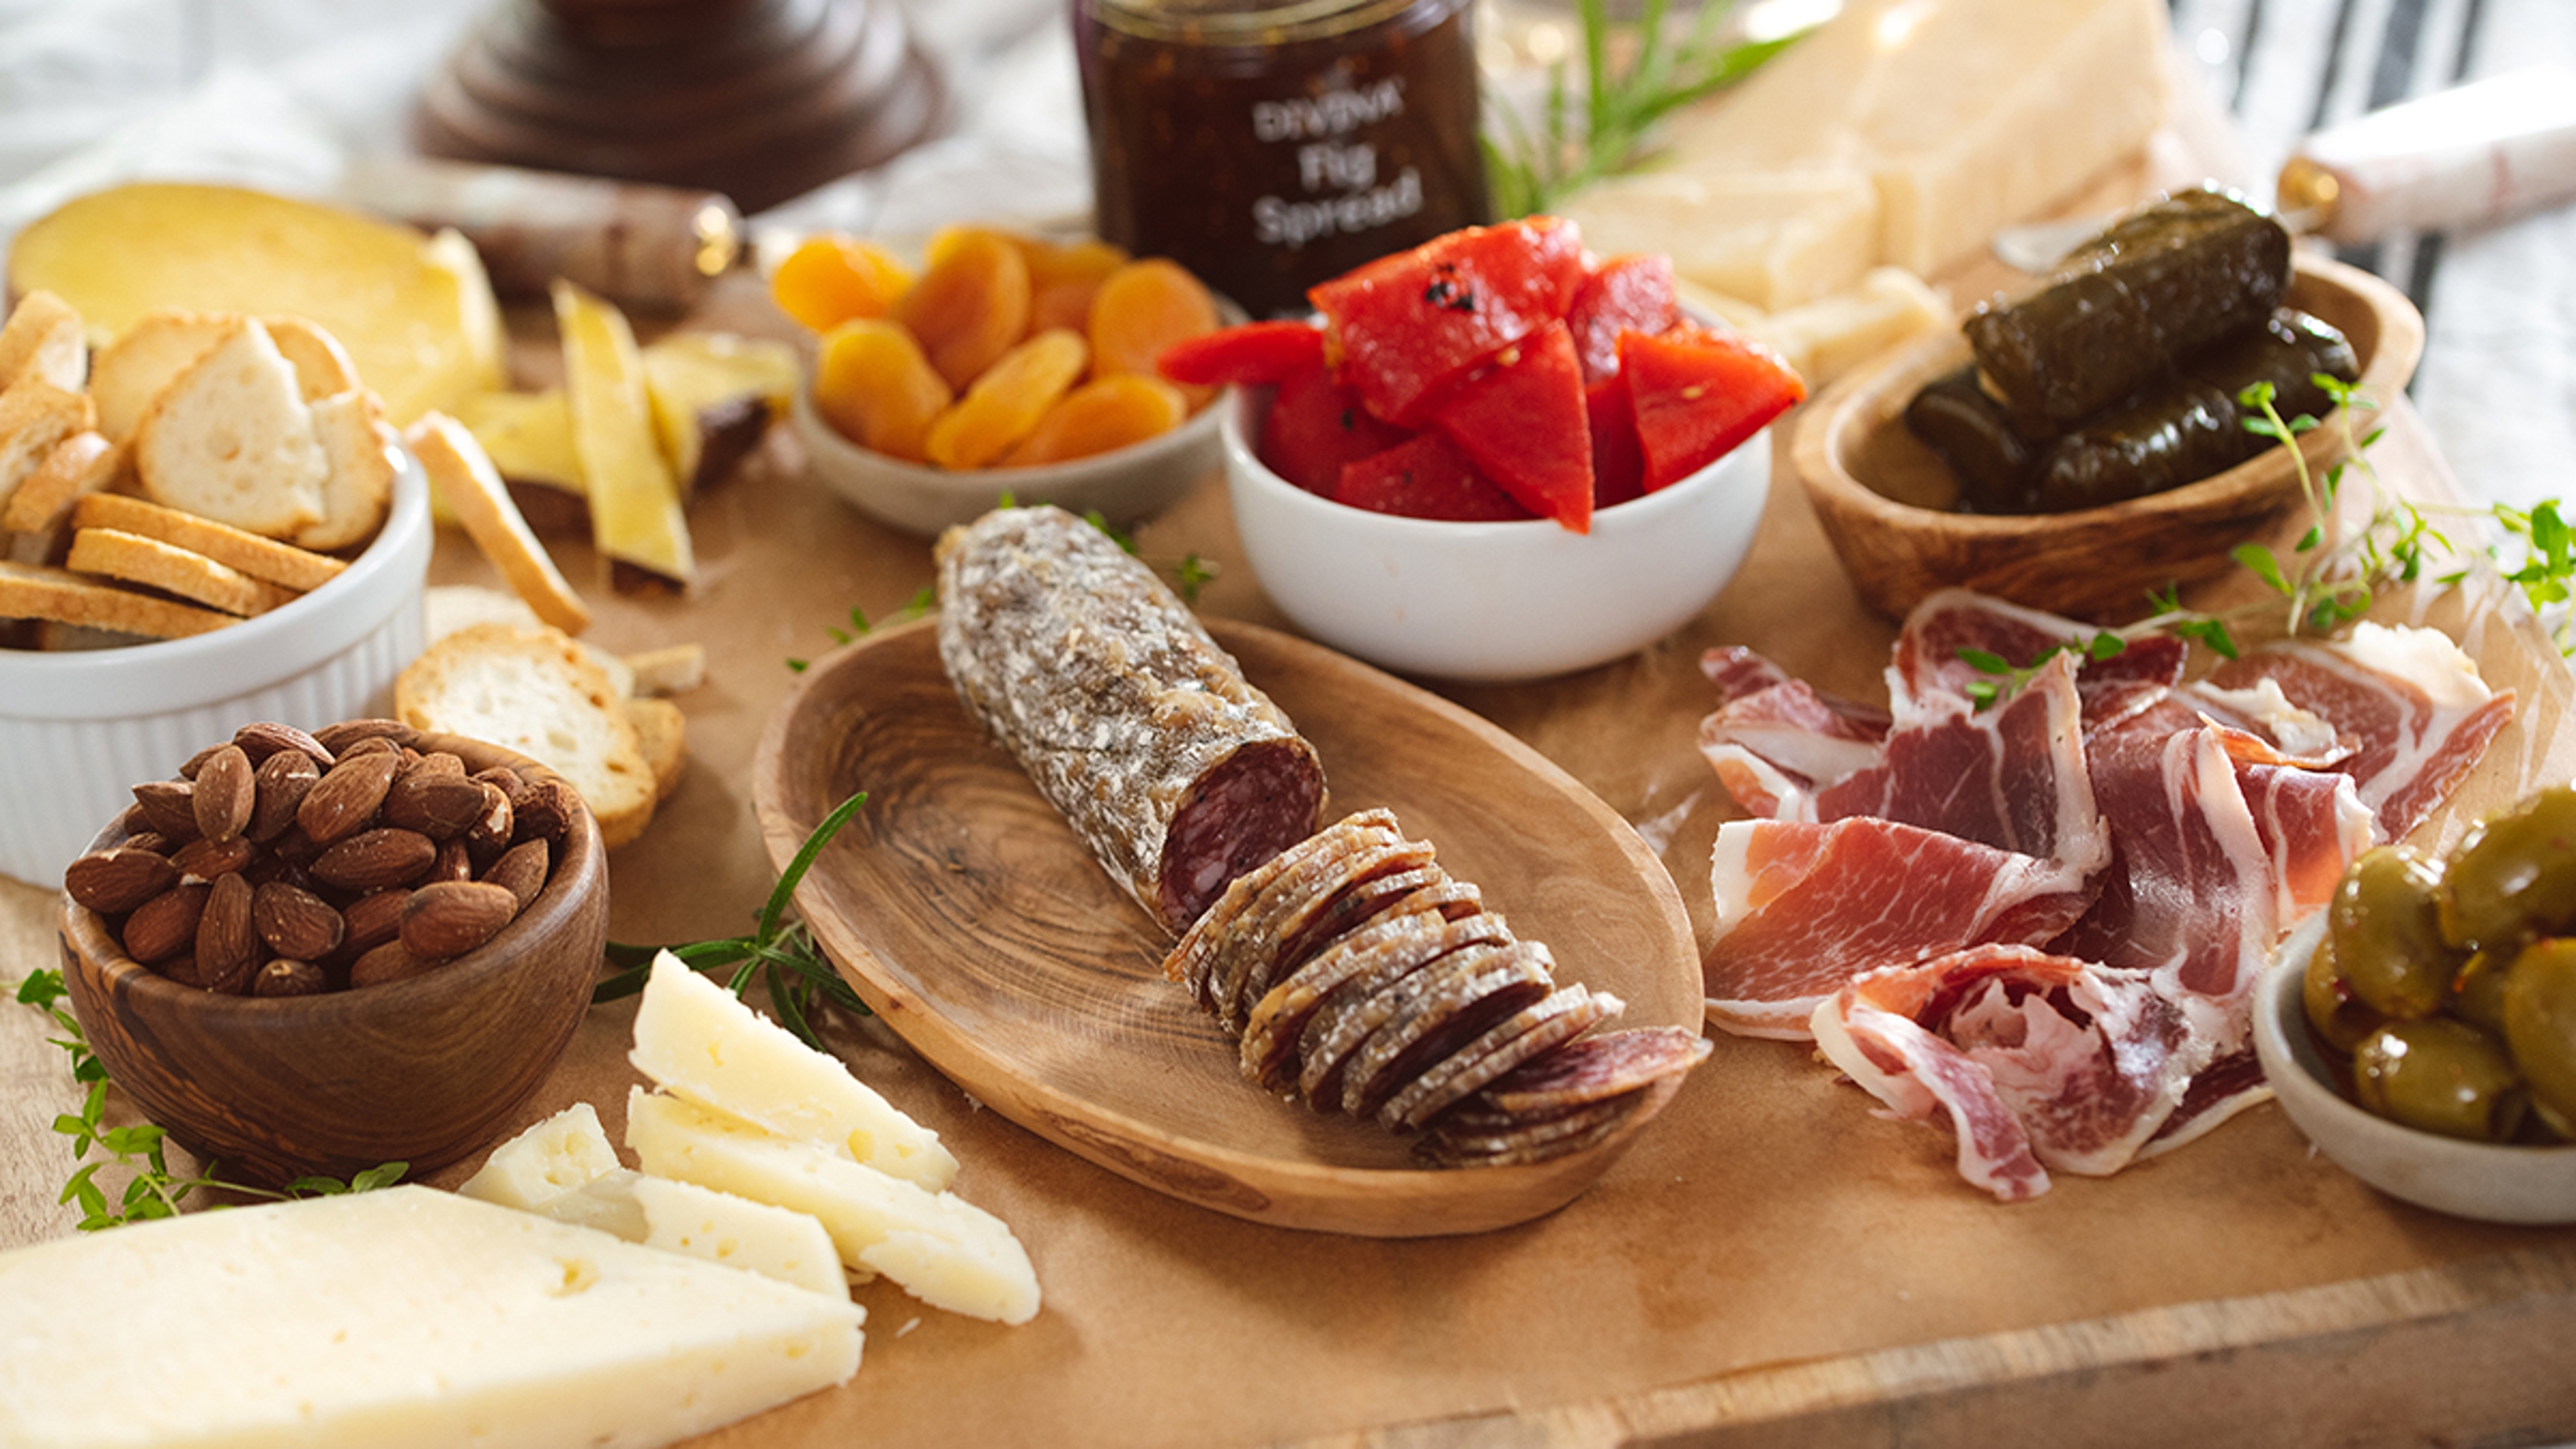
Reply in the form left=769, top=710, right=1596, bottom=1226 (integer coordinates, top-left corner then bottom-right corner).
left=2253, top=788, right=2576, bottom=1225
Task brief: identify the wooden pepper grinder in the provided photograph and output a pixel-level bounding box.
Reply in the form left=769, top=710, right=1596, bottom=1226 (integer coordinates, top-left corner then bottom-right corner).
left=415, top=0, right=949, bottom=215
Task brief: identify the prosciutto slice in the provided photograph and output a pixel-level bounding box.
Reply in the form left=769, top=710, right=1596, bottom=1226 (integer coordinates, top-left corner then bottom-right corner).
left=1810, top=945, right=2209, bottom=1202
left=1890, top=590, right=2187, bottom=727
left=2205, top=621, right=2514, bottom=841
left=1697, top=647, right=1888, bottom=819
left=1703, top=817, right=2096, bottom=1038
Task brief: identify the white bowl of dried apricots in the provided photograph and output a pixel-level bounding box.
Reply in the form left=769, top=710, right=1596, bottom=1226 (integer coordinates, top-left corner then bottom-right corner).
left=778, top=225, right=1232, bottom=538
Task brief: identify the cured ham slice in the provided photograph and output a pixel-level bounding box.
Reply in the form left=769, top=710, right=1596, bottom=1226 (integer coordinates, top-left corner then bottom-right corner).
left=2204, top=621, right=2514, bottom=841
left=1697, top=647, right=1888, bottom=818
left=1889, top=590, right=2186, bottom=725
left=1810, top=945, right=2208, bottom=1202
left=1703, top=817, right=2096, bottom=1038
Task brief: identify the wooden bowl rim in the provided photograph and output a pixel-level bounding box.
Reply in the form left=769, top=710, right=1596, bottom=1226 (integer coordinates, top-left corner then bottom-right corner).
left=57, top=725, right=608, bottom=1016
left=1791, top=252, right=2427, bottom=539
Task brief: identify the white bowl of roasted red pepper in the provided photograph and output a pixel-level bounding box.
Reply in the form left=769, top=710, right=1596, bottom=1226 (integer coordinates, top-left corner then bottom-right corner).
left=1175, top=218, right=1803, bottom=683
left=1793, top=189, right=2425, bottom=622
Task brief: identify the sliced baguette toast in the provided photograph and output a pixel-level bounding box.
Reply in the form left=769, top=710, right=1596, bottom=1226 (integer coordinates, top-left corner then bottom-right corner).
left=394, top=621, right=659, bottom=848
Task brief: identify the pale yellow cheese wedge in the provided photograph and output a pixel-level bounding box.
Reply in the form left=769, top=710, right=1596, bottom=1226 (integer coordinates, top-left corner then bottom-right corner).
left=458, top=1100, right=626, bottom=1210
left=9, top=183, right=505, bottom=425
left=0, top=1185, right=863, bottom=1449
left=641, top=331, right=797, bottom=492
left=455, top=386, right=586, bottom=494
left=555, top=279, right=693, bottom=588
left=627, top=1087, right=1041, bottom=1326
left=631, top=950, right=958, bottom=1189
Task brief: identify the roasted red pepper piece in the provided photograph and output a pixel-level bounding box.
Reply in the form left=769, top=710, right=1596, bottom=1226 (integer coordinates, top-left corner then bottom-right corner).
left=1429, top=320, right=1593, bottom=533
left=1619, top=326, right=1806, bottom=492
left=1157, top=319, right=1328, bottom=387
left=1587, top=373, right=1645, bottom=511
left=1565, top=254, right=1680, bottom=386
left=1308, top=217, right=1588, bottom=428
left=1260, top=360, right=1412, bottom=496
left=1336, top=431, right=1534, bottom=522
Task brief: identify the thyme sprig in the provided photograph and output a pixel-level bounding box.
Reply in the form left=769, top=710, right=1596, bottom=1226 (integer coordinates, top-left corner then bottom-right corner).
left=13, top=970, right=404, bottom=1232
left=596, top=790, right=873, bottom=1051
left=1484, top=0, right=1809, bottom=217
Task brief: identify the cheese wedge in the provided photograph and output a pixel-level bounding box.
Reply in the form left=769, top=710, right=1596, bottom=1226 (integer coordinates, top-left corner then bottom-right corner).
left=627, top=1087, right=1041, bottom=1326
left=459, top=1100, right=626, bottom=1210
left=456, top=386, right=587, bottom=495
left=0, top=1186, right=863, bottom=1449
left=631, top=949, right=958, bottom=1189
left=640, top=331, right=797, bottom=493
left=8, top=183, right=504, bottom=425
left=554, top=280, right=693, bottom=588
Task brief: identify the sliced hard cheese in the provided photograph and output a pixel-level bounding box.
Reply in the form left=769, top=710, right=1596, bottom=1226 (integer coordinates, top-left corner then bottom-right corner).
left=8, top=183, right=505, bottom=425
left=555, top=279, right=694, bottom=588
left=458, top=1099, right=625, bottom=1210
left=640, top=331, right=797, bottom=494
left=631, top=949, right=958, bottom=1189
left=1736, top=266, right=1951, bottom=388
left=1564, top=168, right=1881, bottom=313
left=455, top=386, right=586, bottom=494
left=0, top=1185, right=863, bottom=1449
left=627, top=1087, right=1040, bottom=1326
left=634, top=1175, right=851, bottom=1299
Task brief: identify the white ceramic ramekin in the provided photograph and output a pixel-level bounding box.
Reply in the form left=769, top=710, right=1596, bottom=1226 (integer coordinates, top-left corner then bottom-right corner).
left=0, top=451, right=430, bottom=888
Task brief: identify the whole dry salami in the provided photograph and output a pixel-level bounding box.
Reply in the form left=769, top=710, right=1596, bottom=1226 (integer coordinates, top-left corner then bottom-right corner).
left=936, top=506, right=1328, bottom=935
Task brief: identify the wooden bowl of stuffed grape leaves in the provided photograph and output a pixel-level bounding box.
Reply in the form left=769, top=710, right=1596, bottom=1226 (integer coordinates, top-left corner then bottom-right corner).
left=1793, top=233, right=2423, bottom=623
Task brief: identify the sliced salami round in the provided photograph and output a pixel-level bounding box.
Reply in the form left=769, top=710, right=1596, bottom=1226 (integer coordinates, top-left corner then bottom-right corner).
left=1336, top=940, right=1556, bottom=1117
left=1475, top=1026, right=1714, bottom=1116
left=1377, top=984, right=1624, bottom=1131
left=1294, top=912, right=1517, bottom=1107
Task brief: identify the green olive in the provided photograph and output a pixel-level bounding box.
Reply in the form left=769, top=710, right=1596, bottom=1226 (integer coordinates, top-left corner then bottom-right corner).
left=2450, top=949, right=2514, bottom=1035
left=2436, top=785, right=2576, bottom=952
left=2503, top=936, right=2576, bottom=1122
left=2530, top=1095, right=2576, bottom=1144
left=2302, top=932, right=2385, bottom=1054
left=2351, top=1018, right=2528, bottom=1142
left=2329, top=846, right=2460, bottom=1020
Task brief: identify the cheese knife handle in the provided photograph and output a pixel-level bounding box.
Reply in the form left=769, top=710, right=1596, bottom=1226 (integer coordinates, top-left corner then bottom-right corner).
left=337, top=156, right=743, bottom=312
left=2279, top=64, right=2576, bottom=244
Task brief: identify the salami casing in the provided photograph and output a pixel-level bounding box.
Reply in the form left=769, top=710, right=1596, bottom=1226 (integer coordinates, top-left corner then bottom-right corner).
left=935, top=506, right=1328, bottom=935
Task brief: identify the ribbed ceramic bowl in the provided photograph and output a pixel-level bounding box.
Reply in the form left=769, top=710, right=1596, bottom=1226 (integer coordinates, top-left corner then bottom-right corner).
left=2255, top=912, right=2576, bottom=1225
left=793, top=377, right=1228, bottom=539
left=0, top=451, right=430, bottom=889
left=57, top=724, right=606, bottom=1187
left=1222, top=392, right=1772, bottom=683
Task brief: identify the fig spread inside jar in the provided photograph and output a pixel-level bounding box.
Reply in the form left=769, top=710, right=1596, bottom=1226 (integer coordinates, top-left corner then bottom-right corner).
left=1075, top=0, right=1492, bottom=317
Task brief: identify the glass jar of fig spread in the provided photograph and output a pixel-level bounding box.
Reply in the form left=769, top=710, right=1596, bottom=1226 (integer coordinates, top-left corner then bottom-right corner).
left=1073, top=0, right=1492, bottom=318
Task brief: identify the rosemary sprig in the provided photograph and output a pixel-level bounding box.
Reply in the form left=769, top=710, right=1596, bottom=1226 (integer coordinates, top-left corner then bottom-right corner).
left=13, top=970, right=404, bottom=1231
left=596, top=789, right=874, bottom=1051
left=1484, top=0, right=1809, bottom=218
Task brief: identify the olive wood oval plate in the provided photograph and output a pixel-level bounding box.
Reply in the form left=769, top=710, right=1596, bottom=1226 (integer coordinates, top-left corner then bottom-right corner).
left=1795, top=252, right=2426, bottom=621
left=752, top=616, right=1701, bottom=1237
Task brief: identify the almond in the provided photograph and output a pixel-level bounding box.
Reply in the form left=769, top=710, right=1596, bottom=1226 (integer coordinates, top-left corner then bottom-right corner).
left=298, top=749, right=400, bottom=845
left=482, top=838, right=550, bottom=910
left=233, top=720, right=333, bottom=769
left=64, top=847, right=178, bottom=914
left=338, top=887, right=408, bottom=959
left=433, top=837, right=475, bottom=883
left=252, top=958, right=328, bottom=998
left=383, top=771, right=490, bottom=839
left=313, top=718, right=412, bottom=755
left=410, top=749, right=467, bottom=781
left=123, top=881, right=209, bottom=963
left=509, top=776, right=580, bottom=843
left=399, top=879, right=519, bottom=959
left=248, top=749, right=319, bottom=842
left=169, top=834, right=254, bottom=882
left=191, top=743, right=254, bottom=843
left=463, top=782, right=514, bottom=864
left=311, top=826, right=435, bottom=892
left=129, top=779, right=201, bottom=841
left=194, top=871, right=259, bottom=994
left=348, top=938, right=437, bottom=987
left=252, top=880, right=344, bottom=961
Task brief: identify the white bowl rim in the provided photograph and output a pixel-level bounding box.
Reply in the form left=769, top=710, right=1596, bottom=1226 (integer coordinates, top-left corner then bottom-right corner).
left=2255, top=912, right=2576, bottom=1222
left=0, top=445, right=430, bottom=720
left=1218, top=384, right=1761, bottom=538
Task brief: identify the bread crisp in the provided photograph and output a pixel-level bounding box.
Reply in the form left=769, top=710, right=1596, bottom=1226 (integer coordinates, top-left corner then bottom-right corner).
left=72, top=492, right=346, bottom=592
left=89, top=310, right=230, bottom=444
left=0, top=381, right=97, bottom=529
left=395, top=621, right=659, bottom=848
left=133, top=317, right=329, bottom=538
left=0, top=558, right=235, bottom=639
left=294, top=388, right=397, bottom=551
left=262, top=315, right=361, bottom=400
left=0, top=291, right=87, bottom=394
left=3, top=431, right=119, bottom=559
left=621, top=696, right=688, bottom=798
left=406, top=411, right=591, bottom=633
left=66, top=527, right=294, bottom=617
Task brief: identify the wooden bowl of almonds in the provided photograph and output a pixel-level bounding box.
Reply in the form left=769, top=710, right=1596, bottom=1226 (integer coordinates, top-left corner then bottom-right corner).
left=54, top=719, right=607, bottom=1187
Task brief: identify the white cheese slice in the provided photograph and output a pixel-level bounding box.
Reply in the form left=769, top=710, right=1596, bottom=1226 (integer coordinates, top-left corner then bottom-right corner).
left=629, top=949, right=959, bottom=1190
left=457, top=1099, right=624, bottom=1210
left=1564, top=167, right=1882, bottom=313
left=1736, top=266, right=1951, bottom=388
left=0, top=1186, right=863, bottom=1449
left=633, top=1175, right=851, bottom=1300
left=627, top=1087, right=1040, bottom=1326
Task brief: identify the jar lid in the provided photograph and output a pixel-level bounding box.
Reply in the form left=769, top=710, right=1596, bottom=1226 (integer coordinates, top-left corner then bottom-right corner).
left=1083, top=0, right=1439, bottom=45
